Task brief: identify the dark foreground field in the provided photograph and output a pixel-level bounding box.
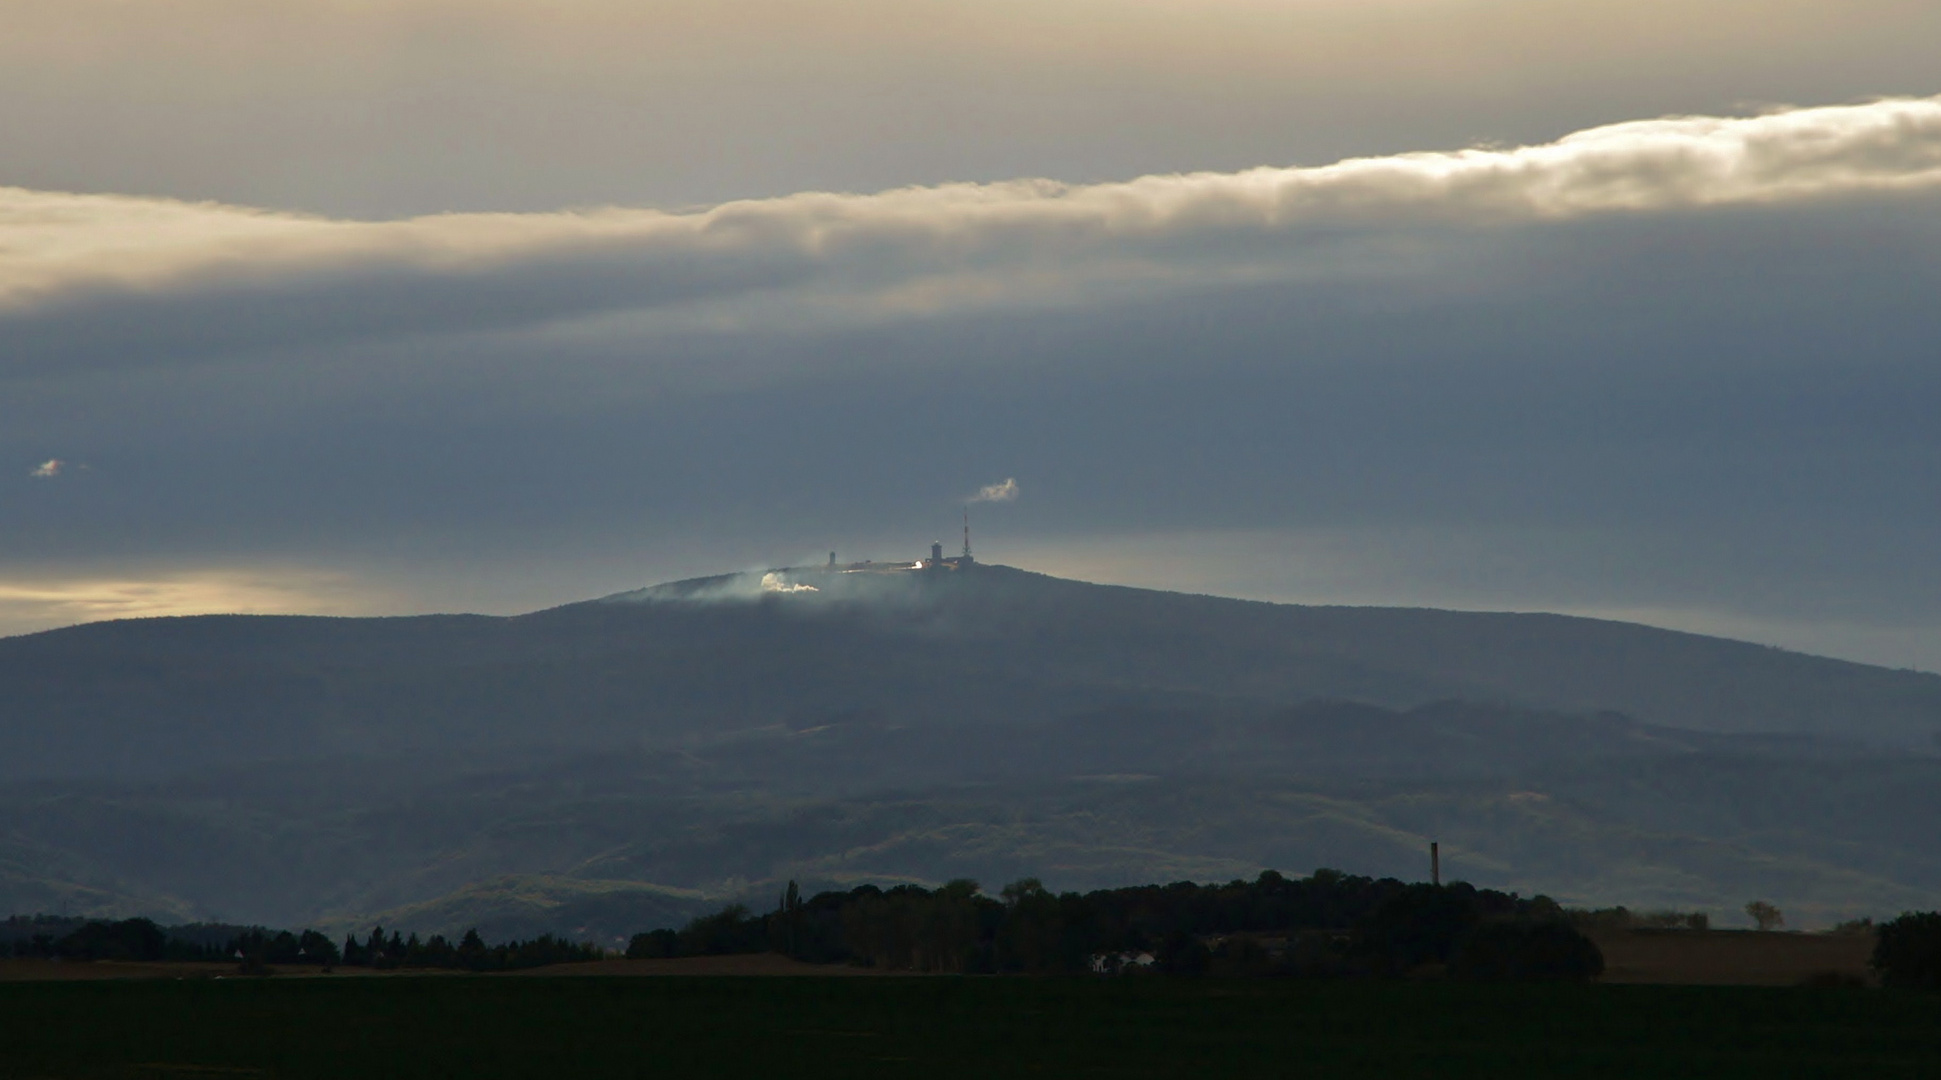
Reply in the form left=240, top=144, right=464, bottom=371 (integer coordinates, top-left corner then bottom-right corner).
left=2, top=977, right=1939, bottom=1079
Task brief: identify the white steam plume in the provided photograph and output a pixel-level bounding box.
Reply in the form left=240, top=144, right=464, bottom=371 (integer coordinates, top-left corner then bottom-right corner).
left=971, top=478, right=1020, bottom=503
left=760, top=572, right=819, bottom=594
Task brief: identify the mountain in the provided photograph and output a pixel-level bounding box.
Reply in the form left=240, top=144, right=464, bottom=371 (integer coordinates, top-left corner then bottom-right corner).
left=1, top=563, right=1938, bottom=932
left=3, top=564, right=1937, bottom=784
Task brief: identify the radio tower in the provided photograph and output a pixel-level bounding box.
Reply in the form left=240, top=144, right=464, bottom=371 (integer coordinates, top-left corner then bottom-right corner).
left=962, top=508, right=973, bottom=562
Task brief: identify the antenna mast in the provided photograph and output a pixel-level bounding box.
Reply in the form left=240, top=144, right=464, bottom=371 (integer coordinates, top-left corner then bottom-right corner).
left=962, top=508, right=972, bottom=561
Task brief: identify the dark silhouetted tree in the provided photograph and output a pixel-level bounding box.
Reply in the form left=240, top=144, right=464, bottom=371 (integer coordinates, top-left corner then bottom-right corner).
left=626, top=928, right=678, bottom=959
left=679, top=905, right=763, bottom=956
left=1746, top=901, right=1785, bottom=932
left=1873, top=912, right=1941, bottom=990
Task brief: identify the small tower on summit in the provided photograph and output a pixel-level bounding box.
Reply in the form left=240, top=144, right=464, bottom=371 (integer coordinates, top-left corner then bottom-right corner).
left=931, top=541, right=945, bottom=564
left=961, top=508, right=974, bottom=564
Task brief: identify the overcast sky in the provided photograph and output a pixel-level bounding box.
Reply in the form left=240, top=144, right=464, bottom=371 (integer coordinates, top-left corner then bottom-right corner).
left=5, top=0, right=1941, bottom=670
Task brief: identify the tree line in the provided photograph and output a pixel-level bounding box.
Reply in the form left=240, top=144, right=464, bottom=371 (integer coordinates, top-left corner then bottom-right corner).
left=626, top=870, right=1938, bottom=986
left=629, top=870, right=1608, bottom=980
left=2, top=915, right=598, bottom=973
left=337, top=927, right=601, bottom=971
left=17, top=875, right=1941, bottom=986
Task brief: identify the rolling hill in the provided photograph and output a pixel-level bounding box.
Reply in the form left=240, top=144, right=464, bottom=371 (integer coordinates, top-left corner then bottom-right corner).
left=2, top=564, right=1937, bottom=783
left=1, top=563, right=1938, bottom=934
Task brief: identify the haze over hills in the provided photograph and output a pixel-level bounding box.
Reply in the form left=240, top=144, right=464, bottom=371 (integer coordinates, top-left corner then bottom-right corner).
left=1, top=563, right=1938, bottom=940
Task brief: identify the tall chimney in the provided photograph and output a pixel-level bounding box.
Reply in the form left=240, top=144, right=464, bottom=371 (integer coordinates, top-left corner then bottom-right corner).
left=1431, top=842, right=1440, bottom=887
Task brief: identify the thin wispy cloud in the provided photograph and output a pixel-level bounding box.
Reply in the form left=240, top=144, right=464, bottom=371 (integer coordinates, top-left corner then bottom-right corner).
left=28, top=459, right=61, bottom=479
left=4, top=95, right=1940, bottom=376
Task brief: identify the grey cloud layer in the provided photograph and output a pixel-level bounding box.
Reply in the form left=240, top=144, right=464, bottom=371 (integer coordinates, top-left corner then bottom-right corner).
left=9, top=0, right=1939, bottom=221
left=7, top=96, right=1941, bottom=372
left=8, top=95, right=1941, bottom=669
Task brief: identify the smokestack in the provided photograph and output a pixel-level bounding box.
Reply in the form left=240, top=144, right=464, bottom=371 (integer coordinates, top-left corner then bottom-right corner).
left=1431, top=842, right=1440, bottom=887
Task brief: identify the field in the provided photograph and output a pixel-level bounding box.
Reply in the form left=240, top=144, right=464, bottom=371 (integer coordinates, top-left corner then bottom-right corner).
left=2, top=974, right=1939, bottom=1079
left=1595, top=929, right=1875, bottom=986
left=0, top=953, right=865, bottom=982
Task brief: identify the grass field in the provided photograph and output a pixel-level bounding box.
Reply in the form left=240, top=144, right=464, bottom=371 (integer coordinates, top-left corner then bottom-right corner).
left=1, top=975, right=1938, bottom=1079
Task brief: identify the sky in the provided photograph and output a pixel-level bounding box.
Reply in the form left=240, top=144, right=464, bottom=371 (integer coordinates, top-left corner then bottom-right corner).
left=5, top=0, right=1941, bottom=670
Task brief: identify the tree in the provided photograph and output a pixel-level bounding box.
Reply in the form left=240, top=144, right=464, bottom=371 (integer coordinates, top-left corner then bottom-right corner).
left=297, top=929, right=340, bottom=967
left=1355, top=884, right=1482, bottom=975
left=678, top=905, right=762, bottom=956
left=776, top=880, right=803, bottom=958
left=54, top=919, right=165, bottom=962
left=1155, top=929, right=1210, bottom=976
left=997, top=879, right=1070, bottom=973
left=1745, top=901, right=1785, bottom=932
left=1000, top=879, right=1047, bottom=907
left=626, top=928, right=678, bottom=960
left=1872, top=912, right=1941, bottom=990
left=916, top=880, right=985, bottom=973
left=1448, top=920, right=1604, bottom=982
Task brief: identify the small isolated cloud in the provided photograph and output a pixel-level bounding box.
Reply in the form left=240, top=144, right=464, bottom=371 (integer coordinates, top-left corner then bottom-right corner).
left=29, top=459, right=61, bottom=479
left=971, top=478, right=1019, bottom=503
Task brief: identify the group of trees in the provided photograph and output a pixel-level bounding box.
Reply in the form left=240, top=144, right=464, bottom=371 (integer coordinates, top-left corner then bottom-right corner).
left=3, top=918, right=334, bottom=967
left=1, top=915, right=600, bottom=973
left=1567, top=906, right=1710, bottom=933
left=339, top=927, right=601, bottom=971
left=629, top=870, right=1606, bottom=981
left=6, top=917, right=182, bottom=962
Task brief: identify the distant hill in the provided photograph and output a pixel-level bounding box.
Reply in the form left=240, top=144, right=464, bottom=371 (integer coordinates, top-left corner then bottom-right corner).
left=3, top=563, right=1940, bottom=931
left=1, top=564, right=1936, bottom=783
left=319, top=876, right=710, bottom=951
